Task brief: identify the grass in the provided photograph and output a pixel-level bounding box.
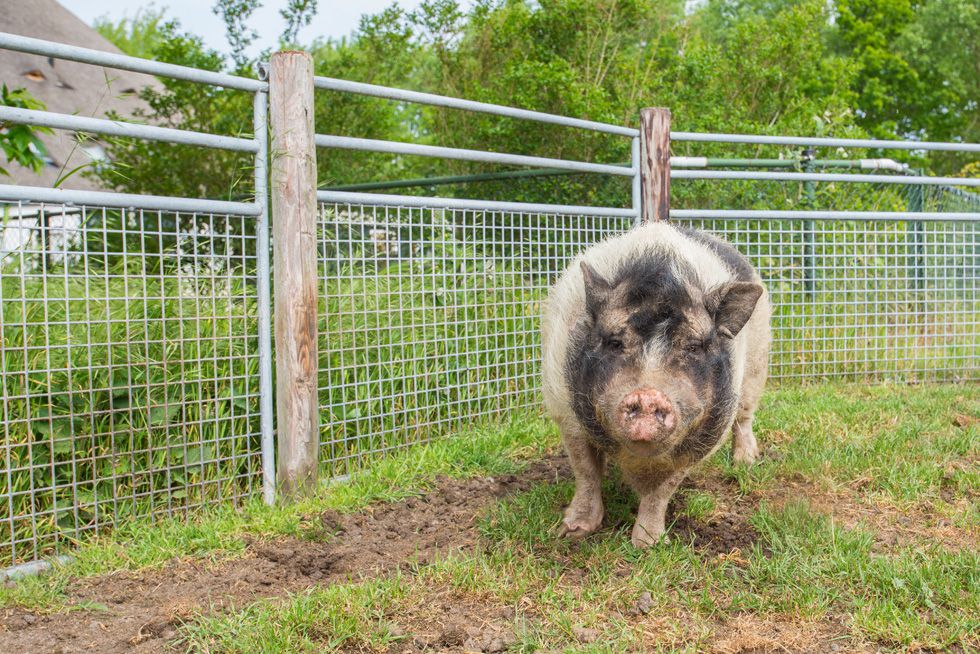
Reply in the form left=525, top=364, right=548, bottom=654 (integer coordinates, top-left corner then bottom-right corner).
left=179, top=382, right=976, bottom=653
left=2, top=382, right=976, bottom=653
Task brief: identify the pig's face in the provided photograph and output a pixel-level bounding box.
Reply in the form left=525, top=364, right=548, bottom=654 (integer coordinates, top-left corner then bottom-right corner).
left=566, top=252, right=763, bottom=458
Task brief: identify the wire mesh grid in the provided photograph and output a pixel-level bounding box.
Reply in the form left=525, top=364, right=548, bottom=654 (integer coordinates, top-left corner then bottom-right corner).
left=317, top=200, right=978, bottom=477
left=0, top=201, right=263, bottom=565
left=317, top=203, right=634, bottom=477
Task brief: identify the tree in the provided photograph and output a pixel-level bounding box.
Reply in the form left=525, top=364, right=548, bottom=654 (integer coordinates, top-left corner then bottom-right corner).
left=832, top=0, right=979, bottom=173
left=93, top=7, right=169, bottom=59
left=94, top=20, right=255, bottom=199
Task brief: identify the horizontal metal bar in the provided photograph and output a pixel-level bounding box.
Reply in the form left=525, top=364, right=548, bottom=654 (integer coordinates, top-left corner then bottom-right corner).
left=0, top=32, right=265, bottom=92
left=672, top=131, right=980, bottom=153
left=311, top=80, right=979, bottom=155
left=0, top=185, right=260, bottom=215
left=316, top=190, right=637, bottom=217
left=321, top=158, right=926, bottom=192
left=0, top=106, right=258, bottom=153
left=675, top=158, right=906, bottom=170
left=322, top=167, right=580, bottom=192
left=671, top=209, right=980, bottom=222
left=672, top=169, right=980, bottom=186
left=1, top=555, right=72, bottom=581
left=313, top=76, right=638, bottom=137
left=315, top=134, right=633, bottom=176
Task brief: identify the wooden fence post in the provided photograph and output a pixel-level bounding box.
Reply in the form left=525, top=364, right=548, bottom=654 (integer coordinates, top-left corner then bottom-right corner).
left=639, top=108, right=671, bottom=223
left=269, top=50, right=319, bottom=497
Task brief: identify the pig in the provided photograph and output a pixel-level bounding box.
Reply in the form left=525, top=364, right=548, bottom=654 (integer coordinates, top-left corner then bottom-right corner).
left=541, top=221, right=771, bottom=548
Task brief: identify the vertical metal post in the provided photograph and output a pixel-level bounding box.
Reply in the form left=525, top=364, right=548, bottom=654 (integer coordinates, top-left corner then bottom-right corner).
left=253, top=75, right=275, bottom=506
left=269, top=50, right=320, bottom=498
left=631, top=136, right=641, bottom=226
left=907, top=174, right=925, bottom=292
left=802, top=148, right=816, bottom=295
left=639, top=108, right=671, bottom=223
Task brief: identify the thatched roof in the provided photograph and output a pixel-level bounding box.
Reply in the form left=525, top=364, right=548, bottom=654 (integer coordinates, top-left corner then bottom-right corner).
left=0, top=0, right=159, bottom=190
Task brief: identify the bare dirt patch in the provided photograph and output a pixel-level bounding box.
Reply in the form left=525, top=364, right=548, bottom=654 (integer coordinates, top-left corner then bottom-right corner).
left=0, top=455, right=568, bottom=653
left=673, top=474, right=767, bottom=557
left=707, top=614, right=866, bottom=654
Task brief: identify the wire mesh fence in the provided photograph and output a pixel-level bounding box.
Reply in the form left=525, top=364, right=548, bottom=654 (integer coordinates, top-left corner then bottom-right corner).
left=2, top=30, right=978, bottom=569
left=0, top=201, right=263, bottom=565
left=316, top=200, right=978, bottom=478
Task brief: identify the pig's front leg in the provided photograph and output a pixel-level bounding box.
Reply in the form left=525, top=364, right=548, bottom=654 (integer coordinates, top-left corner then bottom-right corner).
left=560, top=428, right=605, bottom=539
left=627, top=467, right=688, bottom=548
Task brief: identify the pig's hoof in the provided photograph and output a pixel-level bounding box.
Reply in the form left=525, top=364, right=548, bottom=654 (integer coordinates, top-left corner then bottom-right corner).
left=732, top=440, right=760, bottom=465
left=560, top=506, right=603, bottom=540
left=630, top=523, right=667, bottom=549
left=560, top=520, right=598, bottom=540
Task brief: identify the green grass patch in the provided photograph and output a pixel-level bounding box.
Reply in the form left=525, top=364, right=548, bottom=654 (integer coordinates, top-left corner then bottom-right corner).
left=180, top=576, right=407, bottom=654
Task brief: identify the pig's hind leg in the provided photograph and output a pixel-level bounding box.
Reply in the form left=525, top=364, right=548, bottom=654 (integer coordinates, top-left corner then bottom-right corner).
left=560, top=428, right=605, bottom=539
left=732, top=313, right=769, bottom=465
left=731, top=413, right=759, bottom=465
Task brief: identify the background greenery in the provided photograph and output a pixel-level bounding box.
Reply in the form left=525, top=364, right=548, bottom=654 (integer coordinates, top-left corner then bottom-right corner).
left=75, top=0, right=980, bottom=203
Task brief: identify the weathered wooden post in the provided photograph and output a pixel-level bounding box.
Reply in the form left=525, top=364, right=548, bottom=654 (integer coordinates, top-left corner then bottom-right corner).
left=268, top=50, right=319, bottom=497
left=639, top=108, right=671, bottom=223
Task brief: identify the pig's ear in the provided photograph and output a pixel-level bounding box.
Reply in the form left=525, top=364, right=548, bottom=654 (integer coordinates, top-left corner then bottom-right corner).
left=580, top=261, right=612, bottom=317
left=711, top=282, right=764, bottom=339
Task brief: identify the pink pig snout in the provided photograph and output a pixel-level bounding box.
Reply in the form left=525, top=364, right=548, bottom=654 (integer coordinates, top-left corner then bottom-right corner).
left=618, top=388, right=676, bottom=442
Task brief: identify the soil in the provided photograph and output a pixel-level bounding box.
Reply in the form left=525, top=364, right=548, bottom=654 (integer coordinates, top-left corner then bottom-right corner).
left=0, top=454, right=571, bottom=654
left=0, top=448, right=933, bottom=654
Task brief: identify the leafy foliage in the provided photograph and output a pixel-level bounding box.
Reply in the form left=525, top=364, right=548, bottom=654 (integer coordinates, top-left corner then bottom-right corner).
left=89, top=0, right=977, bottom=200
left=93, top=7, right=169, bottom=59
left=0, top=85, right=52, bottom=177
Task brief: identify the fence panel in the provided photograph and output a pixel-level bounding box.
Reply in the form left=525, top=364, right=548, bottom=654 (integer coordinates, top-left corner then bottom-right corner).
left=0, top=201, right=263, bottom=564
left=316, top=201, right=978, bottom=478
left=316, top=202, right=633, bottom=477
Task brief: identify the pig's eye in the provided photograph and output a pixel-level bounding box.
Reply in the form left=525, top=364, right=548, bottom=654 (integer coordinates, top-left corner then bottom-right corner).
left=603, top=336, right=625, bottom=352
left=684, top=339, right=705, bottom=353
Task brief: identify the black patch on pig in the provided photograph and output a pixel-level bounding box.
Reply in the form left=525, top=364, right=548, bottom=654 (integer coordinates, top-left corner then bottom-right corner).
left=565, top=321, right=619, bottom=448
left=564, top=250, right=690, bottom=446
left=617, top=253, right=695, bottom=313
left=677, top=226, right=756, bottom=282
left=674, top=342, right=739, bottom=460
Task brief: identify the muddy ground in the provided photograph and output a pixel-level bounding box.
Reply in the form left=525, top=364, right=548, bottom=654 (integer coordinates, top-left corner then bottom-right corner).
left=0, top=449, right=957, bottom=654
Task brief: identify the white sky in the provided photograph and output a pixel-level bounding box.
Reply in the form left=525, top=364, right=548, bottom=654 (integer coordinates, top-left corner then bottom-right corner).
left=58, top=1, right=464, bottom=58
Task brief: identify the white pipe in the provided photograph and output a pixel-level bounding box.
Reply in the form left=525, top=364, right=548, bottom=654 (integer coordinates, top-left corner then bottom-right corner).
left=0, top=32, right=265, bottom=92
left=315, top=134, right=633, bottom=177
left=672, top=169, right=980, bottom=186
left=860, top=158, right=907, bottom=172
left=0, top=106, right=258, bottom=153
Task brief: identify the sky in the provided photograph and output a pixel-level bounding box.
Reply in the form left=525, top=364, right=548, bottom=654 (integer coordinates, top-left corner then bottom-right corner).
left=58, top=1, right=462, bottom=57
